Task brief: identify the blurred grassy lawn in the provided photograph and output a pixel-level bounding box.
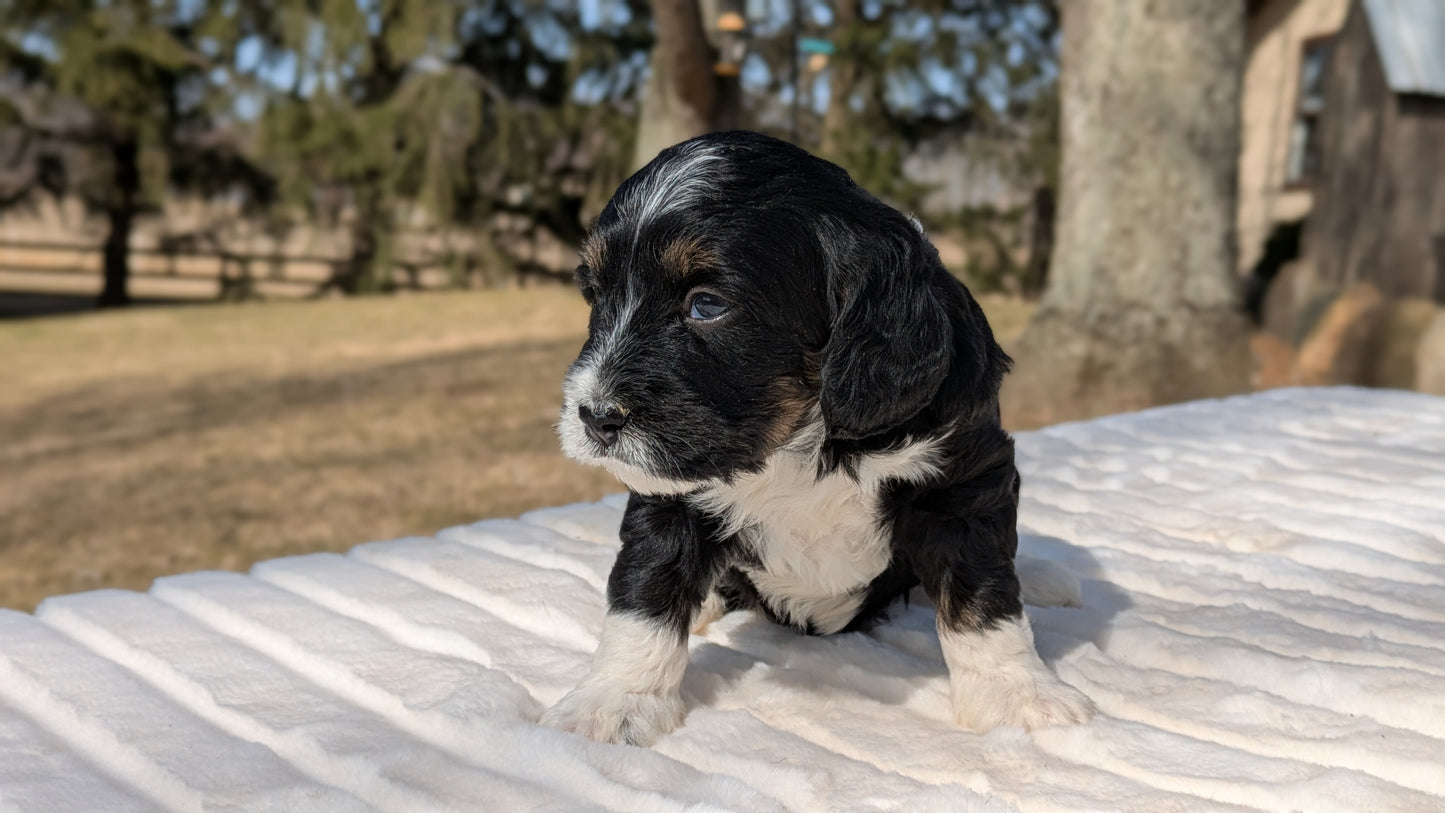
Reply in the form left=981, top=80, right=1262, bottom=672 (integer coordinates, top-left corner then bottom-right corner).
left=0, top=288, right=1033, bottom=611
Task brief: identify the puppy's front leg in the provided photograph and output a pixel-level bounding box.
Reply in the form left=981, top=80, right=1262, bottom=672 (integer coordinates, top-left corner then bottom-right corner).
left=541, top=610, right=689, bottom=746
left=935, top=599, right=1094, bottom=733
left=904, top=474, right=1094, bottom=732
left=542, top=494, right=726, bottom=746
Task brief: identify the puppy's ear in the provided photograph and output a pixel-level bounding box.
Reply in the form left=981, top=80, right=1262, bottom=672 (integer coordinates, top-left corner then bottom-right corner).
left=818, top=215, right=956, bottom=440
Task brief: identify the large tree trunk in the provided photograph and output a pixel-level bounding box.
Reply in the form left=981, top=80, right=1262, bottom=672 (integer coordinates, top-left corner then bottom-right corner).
left=631, top=0, right=740, bottom=170
left=1001, top=0, right=1252, bottom=428
left=98, top=138, right=138, bottom=308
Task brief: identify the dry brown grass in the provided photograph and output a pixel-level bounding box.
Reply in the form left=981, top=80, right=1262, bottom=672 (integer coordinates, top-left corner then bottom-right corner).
left=0, top=288, right=616, bottom=610
left=0, top=288, right=1034, bottom=611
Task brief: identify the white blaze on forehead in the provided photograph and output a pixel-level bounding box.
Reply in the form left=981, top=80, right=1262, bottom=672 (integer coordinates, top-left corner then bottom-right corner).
left=573, top=140, right=727, bottom=408
left=620, top=142, right=727, bottom=244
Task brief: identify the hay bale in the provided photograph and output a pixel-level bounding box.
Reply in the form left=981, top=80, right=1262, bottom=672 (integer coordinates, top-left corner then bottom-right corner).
left=1365, top=298, right=1441, bottom=389
left=1293, top=282, right=1385, bottom=386
left=1416, top=311, right=1445, bottom=396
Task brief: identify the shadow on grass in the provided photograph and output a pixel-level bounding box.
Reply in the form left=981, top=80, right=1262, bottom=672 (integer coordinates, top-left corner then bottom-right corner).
left=0, top=333, right=621, bottom=610
left=0, top=336, right=585, bottom=466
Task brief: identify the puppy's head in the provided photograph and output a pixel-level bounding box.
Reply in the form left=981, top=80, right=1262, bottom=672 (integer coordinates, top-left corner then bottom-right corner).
left=559, top=131, right=992, bottom=495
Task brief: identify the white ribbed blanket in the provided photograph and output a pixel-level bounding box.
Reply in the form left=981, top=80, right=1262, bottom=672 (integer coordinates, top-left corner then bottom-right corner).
left=2, top=388, right=1442, bottom=811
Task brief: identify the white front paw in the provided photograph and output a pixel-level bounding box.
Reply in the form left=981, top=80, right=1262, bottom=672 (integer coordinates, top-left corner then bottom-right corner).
left=939, top=615, right=1095, bottom=733
left=951, top=669, right=1095, bottom=733
left=541, top=684, right=685, bottom=746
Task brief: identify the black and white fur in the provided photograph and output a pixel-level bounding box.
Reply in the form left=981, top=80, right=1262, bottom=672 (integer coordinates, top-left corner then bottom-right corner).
left=543, top=131, right=1093, bottom=746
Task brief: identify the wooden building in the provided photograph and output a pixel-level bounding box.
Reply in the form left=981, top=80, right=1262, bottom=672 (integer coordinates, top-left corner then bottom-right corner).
left=1303, top=0, right=1445, bottom=301
left=1238, top=0, right=1350, bottom=275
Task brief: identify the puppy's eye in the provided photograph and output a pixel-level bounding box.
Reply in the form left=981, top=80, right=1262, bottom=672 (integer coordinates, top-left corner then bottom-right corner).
left=686, top=291, right=729, bottom=322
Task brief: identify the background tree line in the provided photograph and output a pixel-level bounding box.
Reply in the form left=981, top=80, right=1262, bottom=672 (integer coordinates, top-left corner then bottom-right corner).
left=0, top=0, right=1061, bottom=306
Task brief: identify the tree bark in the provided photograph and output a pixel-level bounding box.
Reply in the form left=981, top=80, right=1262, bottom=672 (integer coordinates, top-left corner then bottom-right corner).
left=631, top=0, right=740, bottom=170
left=99, top=137, right=139, bottom=308
left=1001, top=0, right=1252, bottom=428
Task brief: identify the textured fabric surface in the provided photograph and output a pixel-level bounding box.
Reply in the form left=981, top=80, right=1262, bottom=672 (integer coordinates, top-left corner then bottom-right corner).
left=2, top=388, right=1442, bottom=811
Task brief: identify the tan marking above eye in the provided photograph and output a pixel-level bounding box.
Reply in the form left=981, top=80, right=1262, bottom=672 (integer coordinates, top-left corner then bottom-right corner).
left=659, top=236, right=717, bottom=279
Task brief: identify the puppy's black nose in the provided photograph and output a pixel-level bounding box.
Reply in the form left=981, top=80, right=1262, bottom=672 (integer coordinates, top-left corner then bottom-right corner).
left=579, top=403, right=628, bottom=448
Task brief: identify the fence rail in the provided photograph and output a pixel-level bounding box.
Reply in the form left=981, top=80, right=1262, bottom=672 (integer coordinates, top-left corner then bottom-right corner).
left=0, top=238, right=457, bottom=301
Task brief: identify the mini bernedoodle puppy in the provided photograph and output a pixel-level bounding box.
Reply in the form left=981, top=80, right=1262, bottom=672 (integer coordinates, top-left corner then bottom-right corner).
left=543, top=130, right=1094, bottom=746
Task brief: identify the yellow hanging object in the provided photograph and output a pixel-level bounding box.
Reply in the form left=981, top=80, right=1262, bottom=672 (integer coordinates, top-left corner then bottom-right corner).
left=716, top=11, right=746, bottom=32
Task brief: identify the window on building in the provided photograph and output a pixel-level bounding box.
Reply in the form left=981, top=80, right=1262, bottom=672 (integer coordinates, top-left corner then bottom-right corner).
left=1285, top=37, right=1332, bottom=185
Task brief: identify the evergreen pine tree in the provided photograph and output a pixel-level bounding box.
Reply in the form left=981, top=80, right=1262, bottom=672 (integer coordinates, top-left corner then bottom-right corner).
left=0, top=0, right=272, bottom=306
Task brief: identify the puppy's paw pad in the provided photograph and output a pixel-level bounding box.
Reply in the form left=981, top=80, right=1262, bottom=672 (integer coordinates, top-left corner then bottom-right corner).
left=952, top=671, right=1094, bottom=733
left=541, top=685, right=684, bottom=746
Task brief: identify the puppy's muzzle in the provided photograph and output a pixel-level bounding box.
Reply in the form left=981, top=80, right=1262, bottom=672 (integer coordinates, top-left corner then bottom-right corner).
left=578, top=403, right=629, bottom=449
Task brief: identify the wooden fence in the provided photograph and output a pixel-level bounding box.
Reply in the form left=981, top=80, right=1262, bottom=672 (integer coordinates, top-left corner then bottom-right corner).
left=0, top=238, right=457, bottom=302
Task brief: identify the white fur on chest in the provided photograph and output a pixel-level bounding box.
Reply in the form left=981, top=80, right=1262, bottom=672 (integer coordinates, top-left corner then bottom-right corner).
left=692, top=426, right=943, bottom=633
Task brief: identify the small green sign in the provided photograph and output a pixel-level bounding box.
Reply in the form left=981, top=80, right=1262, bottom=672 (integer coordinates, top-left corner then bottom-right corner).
left=798, top=37, right=835, bottom=55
